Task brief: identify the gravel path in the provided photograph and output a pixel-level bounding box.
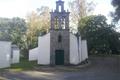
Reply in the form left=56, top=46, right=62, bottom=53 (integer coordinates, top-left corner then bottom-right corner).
left=0, top=56, right=120, bottom=80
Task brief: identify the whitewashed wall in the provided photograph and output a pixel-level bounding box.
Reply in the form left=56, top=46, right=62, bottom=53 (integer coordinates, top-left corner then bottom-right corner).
left=12, top=49, right=20, bottom=64
left=0, top=41, right=11, bottom=68
left=38, top=33, right=50, bottom=65
left=78, top=36, right=82, bottom=63
left=29, top=48, right=38, bottom=61
left=28, top=32, right=88, bottom=65
left=81, top=40, right=88, bottom=61
left=70, top=33, right=79, bottom=65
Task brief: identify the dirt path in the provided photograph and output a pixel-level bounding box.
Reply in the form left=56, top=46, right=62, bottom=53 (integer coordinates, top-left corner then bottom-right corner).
left=0, top=56, right=120, bottom=80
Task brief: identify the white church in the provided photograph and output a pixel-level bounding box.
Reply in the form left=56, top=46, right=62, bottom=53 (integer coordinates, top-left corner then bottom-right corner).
left=29, top=0, right=88, bottom=65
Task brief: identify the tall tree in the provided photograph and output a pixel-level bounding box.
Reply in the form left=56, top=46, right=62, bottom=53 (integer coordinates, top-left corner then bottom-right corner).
left=78, top=15, right=120, bottom=55
left=23, top=6, right=50, bottom=58
left=111, top=0, right=120, bottom=22
left=69, top=0, right=86, bottom=25
left=69, top=0, right=95, bottom=32
left=26, top=6, right=50, bottom=49
left=0, top=17, right=26, bottom=43
left=9, top=17, right=26, bottom=44
left=0, top=17, right=27, bottom=57
left=37, top=6, right=50, bottom=33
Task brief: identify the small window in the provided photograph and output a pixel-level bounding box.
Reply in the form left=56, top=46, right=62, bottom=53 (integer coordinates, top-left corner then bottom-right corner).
left=58, top=35, right=62, bottom=42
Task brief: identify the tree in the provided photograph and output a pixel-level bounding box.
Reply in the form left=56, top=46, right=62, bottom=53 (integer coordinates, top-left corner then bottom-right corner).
left=0, top=6, right=50, bottom=58
left=69, top=0, right=95, bottom=32
left=111, top=0, right=120, bottom=22
left=9, top=17, right=27, bottom=45
left=26, top=6, right=50, bottom=49
left=69, top=0, right=86, bottom=25
left=22, top=6, right=50, bottom=58
left=37, top=6, right=50, bottom=33
left=0, top=17, right=27, bottom=58
left=78, top=15, right=120, bottom=55
left=0, top=17, right=26, bottom=43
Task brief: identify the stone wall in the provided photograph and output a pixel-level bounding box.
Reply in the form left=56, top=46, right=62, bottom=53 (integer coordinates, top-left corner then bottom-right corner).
left=81, top=40, right=88, bottom=61
left=50, top=30, right=70, bottom=65
left=70, top=33, right=80, bottom=65
left=0, top=41, right=11, bottom=68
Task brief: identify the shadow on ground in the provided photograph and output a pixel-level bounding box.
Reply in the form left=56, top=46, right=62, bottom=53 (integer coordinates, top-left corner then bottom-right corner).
left=0, top=55, right=120, bottom=80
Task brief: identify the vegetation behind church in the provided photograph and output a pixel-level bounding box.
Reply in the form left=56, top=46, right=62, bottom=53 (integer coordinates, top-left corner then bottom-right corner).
left=0, top=1, right=120, bottom=58
left=78, top=15, right=120, bottom=55
left=0, top=6, right=50, bottom=58
left=70, top=0, right=120, bottom=55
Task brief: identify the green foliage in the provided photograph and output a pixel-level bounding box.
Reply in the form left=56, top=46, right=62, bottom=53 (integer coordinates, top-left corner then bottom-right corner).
left=0, top=17, right=27, bottom=57
left=0, top=17, right=26, bottom=41
left=0, top=6, right=49, bottom=58
left=0, top=17, right=27, bottom=50
left=21, top=6, right=50, bottom=58
left=78, top=15, right=120, bottom=55
left=10, top=58, right=38, bottom=71
left=69, top=0, right=95, bottom=33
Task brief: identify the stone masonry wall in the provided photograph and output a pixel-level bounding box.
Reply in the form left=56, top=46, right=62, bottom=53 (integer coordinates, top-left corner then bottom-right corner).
left=50, top=29, right=70, bottom=65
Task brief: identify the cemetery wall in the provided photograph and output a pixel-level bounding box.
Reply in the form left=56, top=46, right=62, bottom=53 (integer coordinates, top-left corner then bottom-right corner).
left=29, top=48, right=38, bottom=61
left=38, top=33, right=50, bottom=65
left=11, top=47, right=20, bottom=64
left=81, top=40, right=88, bottom=61
left=0, top=41, right=11, bottom=68
left=70, top=33, right=79, bottom=65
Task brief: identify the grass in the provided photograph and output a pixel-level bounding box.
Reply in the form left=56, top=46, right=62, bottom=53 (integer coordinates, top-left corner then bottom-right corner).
left=1, top=54, right=119, bottom=72
left=9, top=58, right=39, bottom=72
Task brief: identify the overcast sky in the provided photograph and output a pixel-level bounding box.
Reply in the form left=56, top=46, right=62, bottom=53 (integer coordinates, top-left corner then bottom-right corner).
left=0, top=0, right=114, bottom=21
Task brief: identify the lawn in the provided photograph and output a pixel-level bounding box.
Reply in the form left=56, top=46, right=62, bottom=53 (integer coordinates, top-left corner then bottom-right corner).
left=8, top=58, right=38, bottom=72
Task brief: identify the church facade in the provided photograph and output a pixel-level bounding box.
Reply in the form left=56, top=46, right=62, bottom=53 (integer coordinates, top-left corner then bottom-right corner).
left=29, top=0, right=88, bottom=65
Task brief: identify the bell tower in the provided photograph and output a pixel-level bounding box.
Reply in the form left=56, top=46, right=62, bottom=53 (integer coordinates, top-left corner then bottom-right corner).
left=50, top=0, right=70, bottom=30
left=50, top=0, right=70, bottom=65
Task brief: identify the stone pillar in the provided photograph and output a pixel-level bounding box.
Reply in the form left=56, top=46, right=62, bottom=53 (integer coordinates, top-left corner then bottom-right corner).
left=56, top=3, right=58, bottom=12
left=65, top=15, right=69, bottom=29
left=50, top=14, right=54, bottom=29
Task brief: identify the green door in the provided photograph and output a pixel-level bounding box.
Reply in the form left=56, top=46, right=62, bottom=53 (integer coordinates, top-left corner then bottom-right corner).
left=55, top=50, right=64, bottom=65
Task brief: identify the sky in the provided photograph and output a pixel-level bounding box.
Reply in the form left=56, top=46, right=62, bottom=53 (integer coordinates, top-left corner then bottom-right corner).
left=0, top=0, right=114, bottom=22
